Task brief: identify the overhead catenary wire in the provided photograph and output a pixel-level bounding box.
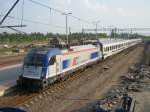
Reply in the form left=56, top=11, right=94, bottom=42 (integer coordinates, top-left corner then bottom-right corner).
left=0, top=14, right=81, bottom=31
left=8, top=27, right=26, bottom=34
left=0, top=14, right=65, bottom=29
left=0, top=0, right=93, bottom=33
left=1, top=13, right=149, bottom=34
left=28, top=0, right=92, bottom=24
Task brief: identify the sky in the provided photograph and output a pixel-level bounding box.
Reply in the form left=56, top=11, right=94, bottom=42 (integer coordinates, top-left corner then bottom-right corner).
left=0, top=0, right=150, bottom=34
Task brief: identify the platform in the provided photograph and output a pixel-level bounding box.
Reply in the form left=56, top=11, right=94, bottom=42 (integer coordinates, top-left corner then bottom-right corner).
left=0, top=79, right=16, bottom=96
left=0, top=64, right=22, bottom=96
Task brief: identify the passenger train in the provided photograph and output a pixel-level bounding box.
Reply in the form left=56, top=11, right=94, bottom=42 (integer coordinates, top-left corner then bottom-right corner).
left=17, top=38, right=141, bottom=90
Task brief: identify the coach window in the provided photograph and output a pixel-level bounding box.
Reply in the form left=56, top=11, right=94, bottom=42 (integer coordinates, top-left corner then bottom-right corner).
left=103, top=48, right=105, bottom=52
left=49, top=56, right=56, bottom=65
left=104, top=48, right=105, bottom=52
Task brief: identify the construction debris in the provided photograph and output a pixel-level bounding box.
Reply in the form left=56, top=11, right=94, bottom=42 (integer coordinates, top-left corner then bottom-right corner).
left=94, top=62, right=150, bottom=112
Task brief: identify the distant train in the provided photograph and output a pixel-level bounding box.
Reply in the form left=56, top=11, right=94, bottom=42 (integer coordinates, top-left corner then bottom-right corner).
left=17, top=39, right=141, bottom=90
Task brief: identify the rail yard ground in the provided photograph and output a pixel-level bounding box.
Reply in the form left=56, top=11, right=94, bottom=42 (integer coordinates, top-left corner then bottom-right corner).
left=0, top=54, right=23, bottom=68
left=0, top=41, right=150, bottom=112
left=0, top=41, right=48, bottom=67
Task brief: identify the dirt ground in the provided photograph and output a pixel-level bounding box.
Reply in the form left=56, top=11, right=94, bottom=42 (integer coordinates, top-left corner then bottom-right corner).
left=0, top=41, right=48, bottom=67
left=0, top=54, right=24, bottom=67
left=19, top=43, right=144, bottom=112
left=128, top=42, right=150, bottom=112
left=130, top=92, right=150, bottom=112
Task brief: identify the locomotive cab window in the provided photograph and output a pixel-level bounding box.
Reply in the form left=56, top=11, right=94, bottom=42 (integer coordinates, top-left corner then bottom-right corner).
left=49, top=56, right=56, bottom=65
left=24, top=54, right=44, bottom=66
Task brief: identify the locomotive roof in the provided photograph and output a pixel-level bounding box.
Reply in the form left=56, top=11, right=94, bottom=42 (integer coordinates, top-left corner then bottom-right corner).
left=28, top=47, right=61, bottom=55
left=61, top=44, right=96, bottom=54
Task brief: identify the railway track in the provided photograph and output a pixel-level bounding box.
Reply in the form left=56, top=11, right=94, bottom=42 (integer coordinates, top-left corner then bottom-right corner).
left=0, top=44, right=143, bottom=108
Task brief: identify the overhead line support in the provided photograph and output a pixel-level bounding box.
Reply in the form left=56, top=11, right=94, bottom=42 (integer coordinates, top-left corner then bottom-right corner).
left=0, top=0, right=20, bottom=25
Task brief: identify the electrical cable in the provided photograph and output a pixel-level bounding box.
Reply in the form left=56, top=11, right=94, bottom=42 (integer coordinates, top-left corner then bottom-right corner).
left=28, top=0, right=92, bottom=24
left=0, top=14, right=65, bottom=29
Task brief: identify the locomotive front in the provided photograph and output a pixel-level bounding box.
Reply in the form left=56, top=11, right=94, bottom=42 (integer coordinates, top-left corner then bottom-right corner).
left=17, top=47, right=61, bottom=90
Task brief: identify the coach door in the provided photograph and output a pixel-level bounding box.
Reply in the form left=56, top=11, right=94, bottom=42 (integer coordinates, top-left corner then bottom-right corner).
left=48, top=56, right=56, bottom=77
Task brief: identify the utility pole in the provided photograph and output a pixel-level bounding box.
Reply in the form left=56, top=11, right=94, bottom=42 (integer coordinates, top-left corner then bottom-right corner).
left=96, top=23, right=98, bottom=40
left=107, top=25, right=113, bottom=38
left=66, top=15, right=68, bottom=44
left=65, top=13, right=72, bottom=46
left=82, top=28, right=84, bottom=33
left=69, top=26, right=71, bottom=44
left=93, top=21, right=100, bottom=40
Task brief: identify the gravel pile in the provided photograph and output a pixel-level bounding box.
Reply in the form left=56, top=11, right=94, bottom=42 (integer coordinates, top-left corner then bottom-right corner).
left=93, top=64, right=150, bottom=112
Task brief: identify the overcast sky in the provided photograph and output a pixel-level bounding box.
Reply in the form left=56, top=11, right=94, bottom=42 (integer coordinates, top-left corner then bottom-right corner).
left=0, top=0, right=150, bottom=34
